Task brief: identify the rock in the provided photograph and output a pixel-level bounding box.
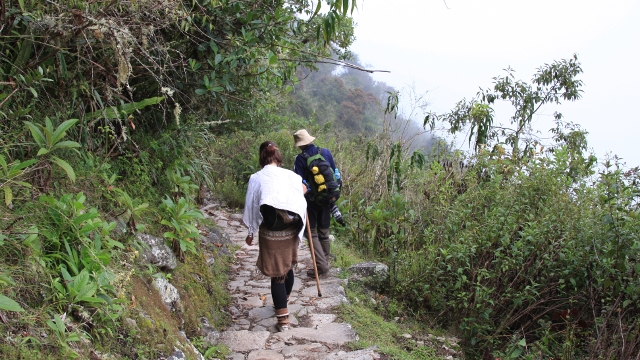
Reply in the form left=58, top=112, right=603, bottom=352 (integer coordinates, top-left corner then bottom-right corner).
left=300, top=283, right=345, bottom=298
left=202, top=226, right=232, bottom=245
left=199, top=317, right=220, bottom=348
left=136, top=233, right=177, bottom=270
left=219, top=330, right=270, bottom=352
left=346, top=262, right=388, bottom=292
left=248, top=307, right=275, bottom=321
left=280, top=343, right=327, bottom=358
left=323, top=346, right=382, bottom=359
left=166, top=349, right=186, bottom=360
left=247, top=349, right=283, bottom=360
left=306, top=314, right=337, bottom=327
left=347, top=262, right=388, bottom=278
left=152, top=277, right=180, bottom=312
left=274, top=323, right=357, bottom=346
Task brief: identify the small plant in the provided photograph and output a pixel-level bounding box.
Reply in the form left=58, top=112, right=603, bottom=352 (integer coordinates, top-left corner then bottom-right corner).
left=166, top=167, right=199, bottom=201
left=0, top=155, right=37, bottom=208
left=46, top=313, right=87, bottom=359
left=23, top=117, right=81, bottom=189
left=113, top=188, right=149, bottom=232
left=37, top=193, right=121, bottom=311
left=160, top=196, right=204, bottom=260
left=0, top=273, right=25, bottom=312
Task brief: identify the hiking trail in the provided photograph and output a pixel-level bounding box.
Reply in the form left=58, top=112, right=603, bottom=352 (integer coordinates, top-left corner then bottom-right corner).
left=204, top=205, right=383, bottom=360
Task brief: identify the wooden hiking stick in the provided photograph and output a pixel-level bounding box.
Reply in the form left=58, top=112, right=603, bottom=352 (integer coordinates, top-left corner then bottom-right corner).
left=305, top=212, right=322, bottom=297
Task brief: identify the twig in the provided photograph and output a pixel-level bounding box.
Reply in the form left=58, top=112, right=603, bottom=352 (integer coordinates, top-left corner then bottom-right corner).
left=280, top=58, right=389, bottom=73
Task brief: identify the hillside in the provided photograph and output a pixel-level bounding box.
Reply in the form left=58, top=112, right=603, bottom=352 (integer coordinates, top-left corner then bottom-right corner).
left=1, top=1, right=639, bottom=359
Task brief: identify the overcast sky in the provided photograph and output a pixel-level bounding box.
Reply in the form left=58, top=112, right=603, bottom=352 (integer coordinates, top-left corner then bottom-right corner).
left=349, top=0, right=640, bottom=167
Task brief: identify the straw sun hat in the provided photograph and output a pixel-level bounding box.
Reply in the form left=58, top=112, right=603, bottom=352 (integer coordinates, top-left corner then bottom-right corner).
left=293, top=129, right=316, bottom=147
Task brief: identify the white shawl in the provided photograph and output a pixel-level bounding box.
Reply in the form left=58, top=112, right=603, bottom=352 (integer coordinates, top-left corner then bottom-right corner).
left=242, top=165, right=307, bottom=241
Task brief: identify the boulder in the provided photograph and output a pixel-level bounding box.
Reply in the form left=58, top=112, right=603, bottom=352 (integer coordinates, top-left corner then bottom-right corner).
left=203, top=226, right=232, bottom=245
left=346, top=262, right=389, bottom=292
left=153, top=277, right=180, bottom=312
left=347, top=262, right=388, bottom=278
left=136, top=233, right=177, bottom=270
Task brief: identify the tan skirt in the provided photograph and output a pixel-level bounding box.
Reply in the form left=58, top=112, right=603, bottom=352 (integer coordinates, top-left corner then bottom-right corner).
left=257, top=224, right=299, bottom=281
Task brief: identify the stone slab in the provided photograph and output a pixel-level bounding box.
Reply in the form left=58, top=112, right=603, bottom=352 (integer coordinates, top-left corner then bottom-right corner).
left=247, top=349, right=283, bottom=360
left=273, top=323, right=357, bottom=346
left=219, top=330, right=270, bottom=352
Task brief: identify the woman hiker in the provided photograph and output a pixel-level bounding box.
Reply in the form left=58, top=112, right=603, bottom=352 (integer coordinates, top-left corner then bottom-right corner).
left=242, top=141, right=308, bottom=332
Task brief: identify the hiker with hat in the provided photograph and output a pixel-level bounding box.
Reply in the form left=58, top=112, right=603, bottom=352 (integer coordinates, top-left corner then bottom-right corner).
left=243, top=140, right=308, bottom=331
left=292, top=129, right=341, bottom=277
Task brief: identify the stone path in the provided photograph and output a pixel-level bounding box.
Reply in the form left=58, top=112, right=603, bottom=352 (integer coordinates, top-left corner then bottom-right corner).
left=204, top=206, right=383, bottom=360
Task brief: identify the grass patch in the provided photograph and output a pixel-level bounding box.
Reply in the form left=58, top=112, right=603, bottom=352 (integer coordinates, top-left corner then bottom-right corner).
left=339, top=286, right=445, bottom=360
left=331, top=237, right=367, bottom=274
left=171, top=247, right=232, bottom=337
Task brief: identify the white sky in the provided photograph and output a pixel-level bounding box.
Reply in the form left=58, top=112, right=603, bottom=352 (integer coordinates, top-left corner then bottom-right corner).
left=350, top=0, right=640, bottom=167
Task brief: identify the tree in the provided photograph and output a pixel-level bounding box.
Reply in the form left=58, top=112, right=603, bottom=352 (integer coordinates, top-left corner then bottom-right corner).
left=428, top=54, right=585, bottom=161
left=0, top=0, right=360, bottom=154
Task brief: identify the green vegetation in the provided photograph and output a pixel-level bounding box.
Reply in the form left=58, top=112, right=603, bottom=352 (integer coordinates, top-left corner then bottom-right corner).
left=1, top=0, right=361, bottom=358
left=336, top=59, right=640, bottom=358
left=1, top=0, right=638, bottom=358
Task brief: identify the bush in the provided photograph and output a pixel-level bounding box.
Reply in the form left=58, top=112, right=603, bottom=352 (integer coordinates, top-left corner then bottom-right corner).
left=342, top=133, right=640, bottom=358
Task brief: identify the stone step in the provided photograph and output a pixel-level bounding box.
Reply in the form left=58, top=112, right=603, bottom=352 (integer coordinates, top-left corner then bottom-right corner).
left=204, top=206, right=383, bottom=360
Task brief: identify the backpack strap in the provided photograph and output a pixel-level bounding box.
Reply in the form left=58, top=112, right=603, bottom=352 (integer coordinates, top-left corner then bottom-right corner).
left=302, top=148, right=326, bottom=167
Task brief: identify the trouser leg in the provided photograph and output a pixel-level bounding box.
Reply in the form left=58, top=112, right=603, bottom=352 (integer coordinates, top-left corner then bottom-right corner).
left=272, top=271, right=291, bottom=331
left=271, top=278, right=288, bottom=310
left=310, top=229, right=329, bottom=273
left=307, top=204, right=329, bottom=273
left=284, top=269, right=294, bottom=299
left=318, top=227, right=331, bottom=261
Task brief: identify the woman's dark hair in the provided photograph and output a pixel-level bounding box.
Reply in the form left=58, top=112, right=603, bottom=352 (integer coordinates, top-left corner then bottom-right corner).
left=259, top=141, right=283, bottom=167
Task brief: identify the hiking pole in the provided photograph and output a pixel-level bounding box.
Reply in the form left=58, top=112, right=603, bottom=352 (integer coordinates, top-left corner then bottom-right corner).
left=305, top=211, right=322, bottom=297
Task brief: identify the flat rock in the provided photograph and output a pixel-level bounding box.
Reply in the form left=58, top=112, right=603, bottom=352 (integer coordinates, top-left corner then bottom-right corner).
left=218, top=330, right=270, bottom=352
left=323, top=347, right=383, bottom=360
left=313, top=295, right=348, bottom=309
left=248, top=307, right=275, bottom=321
left=247, top=349, right=284, bottom=360
left=280, top=343, right=327, bottom=358
left=273, top=323, right=357, bottom=346
left=307, top=314, right=337, bottom=327
left=301, top=283, right=345, bottom=298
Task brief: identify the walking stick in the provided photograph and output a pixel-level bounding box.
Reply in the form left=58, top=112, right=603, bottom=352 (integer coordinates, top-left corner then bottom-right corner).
left=305, top=212, right=322, bottom=297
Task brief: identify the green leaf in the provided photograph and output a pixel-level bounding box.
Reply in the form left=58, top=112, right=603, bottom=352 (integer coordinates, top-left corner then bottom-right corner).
left=37, top=148, right=49, bottom=156
left=72, top=211, right=99, bottom=226
left=268, top=52, right=278, bottom=65
left=0, top=295, right=24, bottom=312
left=195, top=88, right=208, bottom=95
left=52, top=140, right=81, bottom=150
left=9, top=158, right=37, bottom=172
left=57, top=52, right=68, bottom=79
left=50, top=156, right=76, bottom=182
left=23, top=121, right=46, bottom=147
left=86, top=97, right=164, bottom=120
left=3, top=186, right=12, bottom=207
left=310, top=0, right=322, bottom=20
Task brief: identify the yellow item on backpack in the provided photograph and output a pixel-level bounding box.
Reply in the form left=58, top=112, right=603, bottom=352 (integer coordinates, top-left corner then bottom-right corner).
left=314, top=174, right=325, bottom=184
